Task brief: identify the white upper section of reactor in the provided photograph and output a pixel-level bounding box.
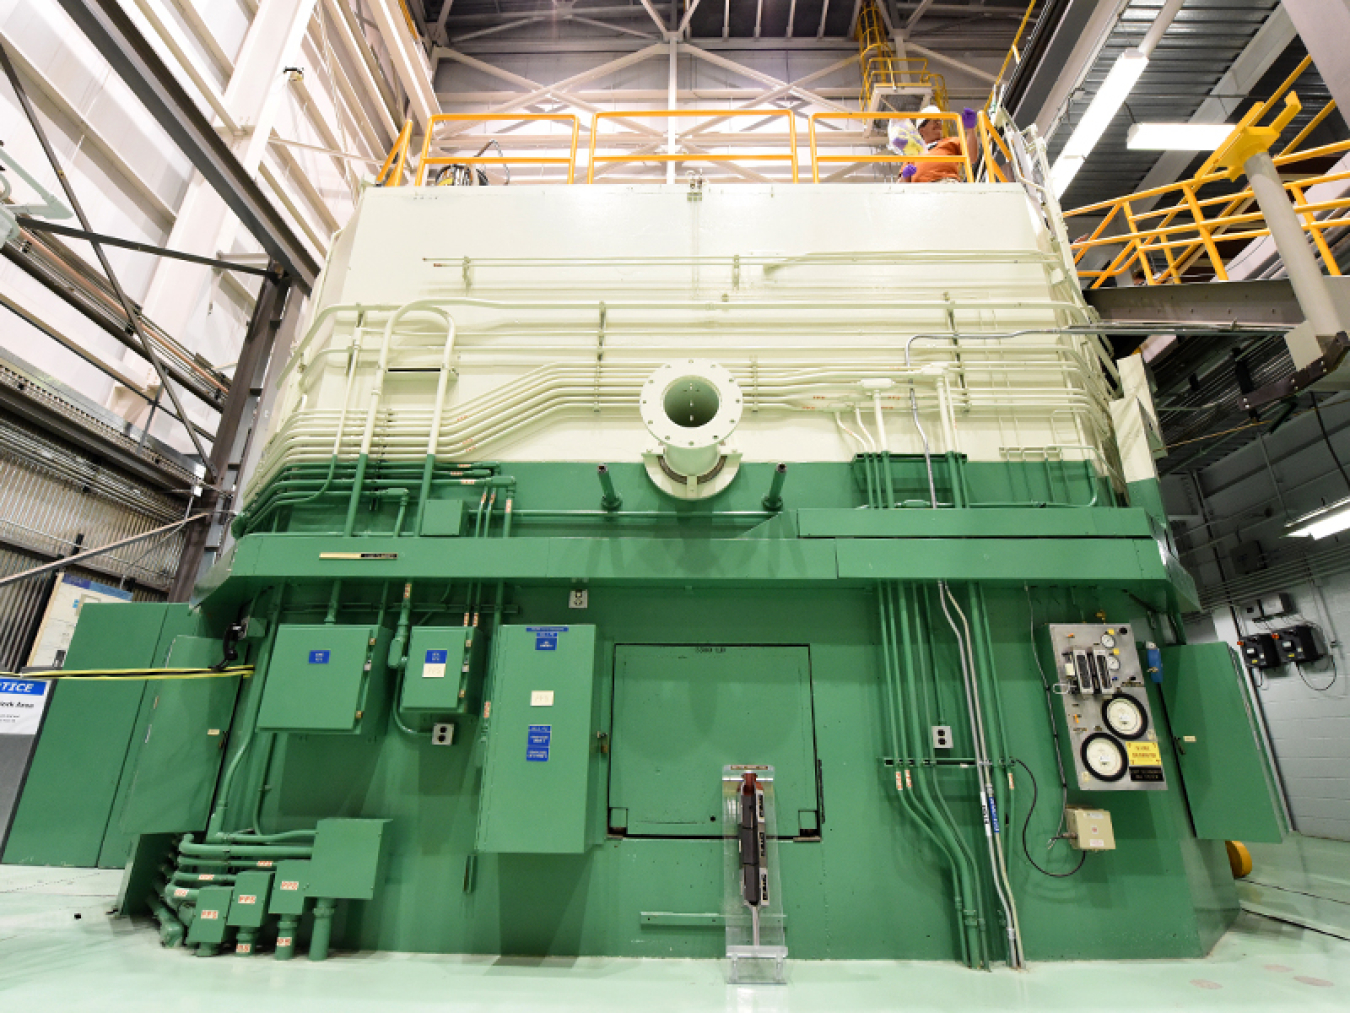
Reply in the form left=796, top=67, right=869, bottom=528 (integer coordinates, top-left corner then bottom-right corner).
left=247, top=183, right=1117, bottom=499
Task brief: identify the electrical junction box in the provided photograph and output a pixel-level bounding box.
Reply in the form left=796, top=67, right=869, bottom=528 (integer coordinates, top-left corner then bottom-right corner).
left=1044, top=624, right=1166, bottom=792
left=1238, top=633, right=1283, bottom=669
left=257, top=625, right=392, bottom=734
left=1241, top=593, right=1293, bottom=622
left=401, top=626, right=483, bottom=714
left=420, top=498, right=466, bottom=536
left=186, top=885, right=233, bottom=946
left=1277, top=624, right=1325, bottom=664
left=1065, top=806, right=1116, bottom=851
left=476, top=625, right=600, bottom=854
left=267, top=860, right=311, bottom=916
left=308, top=818, right=390, bottom=901
left=227, top=871, right=273, bottom=928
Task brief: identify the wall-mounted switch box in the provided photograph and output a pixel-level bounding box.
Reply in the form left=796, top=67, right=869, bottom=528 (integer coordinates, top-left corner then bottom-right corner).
left=1065, top=806, right=1115, bottom=850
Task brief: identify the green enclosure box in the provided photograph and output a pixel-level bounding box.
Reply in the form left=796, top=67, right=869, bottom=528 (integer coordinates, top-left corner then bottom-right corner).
left=257, top=625, right=391, bottom=734
left=400, top=626, right=482, bottom=714
left=228, top=871, right=274, bottom=928
left=476, top=625, right=600, bottom=854
left=1160, top=642, right=1288, bottom=843
left=420, top=498, right=465, bottom=536
left=117, top=636, right=242, bottom=835
left=268, top=860, right=311, bottom=916
left=308, top=818, right=391, bottom=900
left=186, top=886, right=233, bottom=946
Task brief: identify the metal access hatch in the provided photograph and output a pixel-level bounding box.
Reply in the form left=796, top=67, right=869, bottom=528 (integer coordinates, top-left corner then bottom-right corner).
left=608, top=645, right=822, bottom=838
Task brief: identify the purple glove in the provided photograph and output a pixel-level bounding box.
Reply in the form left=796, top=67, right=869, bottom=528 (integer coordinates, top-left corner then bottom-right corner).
left=900, top=164, right=917, bottom=181
left=961, top=107, right=978, bottom=130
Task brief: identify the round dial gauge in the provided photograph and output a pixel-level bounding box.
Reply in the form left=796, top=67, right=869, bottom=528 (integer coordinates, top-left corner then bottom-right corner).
left=1103, top=695, right=1148, bottom=739
left=1080, top=734, right=1128, bottom=782
left=1100, top=633, right=1117, bottom=649
left=1106, top=656, right=1121, bottom=672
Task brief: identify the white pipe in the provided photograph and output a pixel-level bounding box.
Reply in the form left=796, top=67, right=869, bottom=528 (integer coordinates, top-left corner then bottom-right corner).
left=426, top=313, right=459, bottom=456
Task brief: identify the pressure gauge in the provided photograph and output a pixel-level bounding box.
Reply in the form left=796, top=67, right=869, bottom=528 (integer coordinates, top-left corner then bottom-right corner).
left=1100, top=633, right=1116, bottom=649
left=1081, top=733, right=1128, bottom=782
left=1106, top=656, right=1121, bottom=672
left=1102, top=695, right=1148, bottom=740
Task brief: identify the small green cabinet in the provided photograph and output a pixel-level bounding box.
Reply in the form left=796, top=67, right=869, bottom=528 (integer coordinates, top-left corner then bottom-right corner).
left=1160, top=642, right=1287, bottom=843
left=257, top=625, right=391, bottom=733
left=476, top=626, right=600, bottom=853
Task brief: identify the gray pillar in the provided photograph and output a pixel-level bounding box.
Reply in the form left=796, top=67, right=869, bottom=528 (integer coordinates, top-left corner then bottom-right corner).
left=1244, top=149, right=1342, bottom=338
left=1283, top=0, right=1350, bottom=131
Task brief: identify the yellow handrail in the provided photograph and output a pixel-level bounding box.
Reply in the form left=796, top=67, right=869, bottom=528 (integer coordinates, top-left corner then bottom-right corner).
left=415, top=113, right=581, bottom=185
left=986, top=0, right=1042, bottom=110
left=1065, top=77, right=1350, bottom=287
left=375, top=119, right=413, bottom=187
left=808, top=110, right=973, bottom=183
left=586, top=108, right=799, bottom=183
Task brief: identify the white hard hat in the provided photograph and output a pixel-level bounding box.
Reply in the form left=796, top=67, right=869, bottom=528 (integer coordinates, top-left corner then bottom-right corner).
left=916, top=104, right=943, bottom=127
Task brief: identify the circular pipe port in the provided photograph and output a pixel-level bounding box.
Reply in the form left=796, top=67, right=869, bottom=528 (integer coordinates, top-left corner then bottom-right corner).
left=640, top=359, right=742, bottom=479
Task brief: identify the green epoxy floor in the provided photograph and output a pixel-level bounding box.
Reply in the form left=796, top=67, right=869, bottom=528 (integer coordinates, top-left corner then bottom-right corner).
left=3, top=839, right=1349, bottom=1011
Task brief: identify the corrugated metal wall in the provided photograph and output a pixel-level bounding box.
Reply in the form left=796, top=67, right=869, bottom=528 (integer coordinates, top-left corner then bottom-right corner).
left=0, top=412, right=185, bottom=671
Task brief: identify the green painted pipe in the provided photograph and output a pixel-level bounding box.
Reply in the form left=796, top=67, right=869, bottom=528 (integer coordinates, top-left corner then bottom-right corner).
left=762, top=463, right=787, bottom=512
left=343, top=453, right=371, bottom=536
left=892, top=582, right=984, bottom=969
left=207, top=586, right=286, bottom=841
left=597, top=464, right=622, bottom=511
left=309, top=898, right=337, bottom=961
left=388, top=582, right=414, bottom=671
left=275, top=915, right=300, bottom=961
left=181, top=840, right=312, bottom=859
left=148, top=896, right=185, bottom=947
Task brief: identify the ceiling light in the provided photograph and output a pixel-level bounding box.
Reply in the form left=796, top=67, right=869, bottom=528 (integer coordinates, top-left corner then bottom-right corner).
left=1049, top=49, right=1149, bottom=198
left=1287, top=498, right=1350, bottom=540
left=1126, top=123, right=1235, bottom=151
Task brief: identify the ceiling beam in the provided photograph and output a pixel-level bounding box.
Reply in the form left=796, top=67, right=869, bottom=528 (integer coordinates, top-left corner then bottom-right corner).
left=53, top=0, right=320, bottom=293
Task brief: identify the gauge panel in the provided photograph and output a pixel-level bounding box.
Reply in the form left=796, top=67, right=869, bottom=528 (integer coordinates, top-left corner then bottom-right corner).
left=1043, top=623, right=1166, bottom=792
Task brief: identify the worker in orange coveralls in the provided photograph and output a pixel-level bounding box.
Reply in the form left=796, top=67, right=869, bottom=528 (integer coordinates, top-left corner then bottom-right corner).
left=896, top=106, right=979, bottom=184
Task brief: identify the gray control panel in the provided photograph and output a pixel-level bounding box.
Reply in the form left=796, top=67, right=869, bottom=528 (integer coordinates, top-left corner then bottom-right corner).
left=1046, top=623, right=1166, bottom=793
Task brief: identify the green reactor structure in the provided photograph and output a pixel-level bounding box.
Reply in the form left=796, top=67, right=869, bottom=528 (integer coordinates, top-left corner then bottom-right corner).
left=3, top=176, right=1285, bottom=968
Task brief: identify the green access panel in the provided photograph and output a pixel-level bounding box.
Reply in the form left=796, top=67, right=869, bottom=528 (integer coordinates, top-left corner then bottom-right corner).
left=257, top=625, right=390, bottom=733
left=401, top=626, right=482, bottom=714
left=1160, top=642, right=1288, bottom=843
left=476, top=625, right=599, bottom=854
left=609, top=645, right=820, bottom=836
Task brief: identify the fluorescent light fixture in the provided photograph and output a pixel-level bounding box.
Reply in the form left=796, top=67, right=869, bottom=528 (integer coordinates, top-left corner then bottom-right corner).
left=1127, top=122, right=1235, bottom=151
left=1287, top=498, right=1350, bottom=539
left=1049, top=48, right=1149, bottom=198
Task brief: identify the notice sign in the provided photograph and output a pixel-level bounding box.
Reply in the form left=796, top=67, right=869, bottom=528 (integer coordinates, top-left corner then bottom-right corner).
left=0, top=680, right=48, bottom=737
left=526, top=724, right=551, bottom=762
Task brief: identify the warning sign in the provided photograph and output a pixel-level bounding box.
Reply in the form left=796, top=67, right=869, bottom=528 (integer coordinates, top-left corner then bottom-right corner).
left=0, top=679, right=49, bottom=737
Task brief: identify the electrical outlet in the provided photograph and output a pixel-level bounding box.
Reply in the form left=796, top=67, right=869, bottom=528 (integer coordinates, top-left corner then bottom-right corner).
left=569, top=589, right=588, bottom=609
left=931, top=725, right=952, bottom=749
left=432, top=723, right=455, bottom=746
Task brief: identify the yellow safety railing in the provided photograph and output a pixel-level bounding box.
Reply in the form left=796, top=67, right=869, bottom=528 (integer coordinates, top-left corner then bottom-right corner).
left=375, top=119, right=412, bottom=187
left=416, top=113, right=581, bottom=185
left=1065, top=57, right=1349, bottom=288
left=856, top=0, right=947, bottom=112
left=809, top=110, right=973, bottom=183
left=977, top=111, right=1013, bottom=183
left=986, top=0, right=1042, bottom=110
left=586, top=108, right=799, bottom=183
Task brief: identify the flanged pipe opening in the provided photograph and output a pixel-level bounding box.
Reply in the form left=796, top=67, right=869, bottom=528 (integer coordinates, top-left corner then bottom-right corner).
left=663, top=377, right=720, bottom=428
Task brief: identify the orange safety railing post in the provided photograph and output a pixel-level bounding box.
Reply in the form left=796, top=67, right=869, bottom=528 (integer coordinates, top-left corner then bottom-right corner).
left=376, top=119, right=413, bottom=187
